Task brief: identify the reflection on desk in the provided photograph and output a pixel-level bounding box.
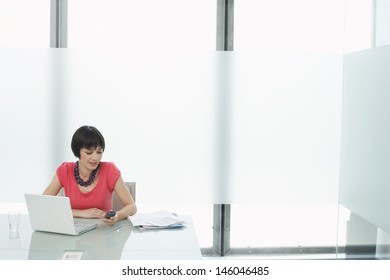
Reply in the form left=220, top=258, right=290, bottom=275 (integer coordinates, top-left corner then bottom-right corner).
left=0, top=214, right=201, bottom=260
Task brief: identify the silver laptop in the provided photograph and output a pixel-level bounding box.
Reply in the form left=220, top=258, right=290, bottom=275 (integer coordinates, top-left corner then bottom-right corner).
left=24, top=193, right=98, bottom=236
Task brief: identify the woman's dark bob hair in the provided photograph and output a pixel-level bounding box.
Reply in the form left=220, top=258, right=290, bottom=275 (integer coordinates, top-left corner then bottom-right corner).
left=71, top=125, right=105, bottom=158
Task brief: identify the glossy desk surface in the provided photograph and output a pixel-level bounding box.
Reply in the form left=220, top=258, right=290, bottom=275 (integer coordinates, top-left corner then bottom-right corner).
left=0, top=214, right=201, bottom=260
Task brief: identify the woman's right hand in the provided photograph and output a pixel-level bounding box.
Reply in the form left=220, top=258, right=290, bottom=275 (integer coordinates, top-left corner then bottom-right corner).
left=72, top=208, right=106, bottom=219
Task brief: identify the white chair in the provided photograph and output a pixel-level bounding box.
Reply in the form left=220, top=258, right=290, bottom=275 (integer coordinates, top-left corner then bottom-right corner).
left=112, top=181, right=136, bottom=211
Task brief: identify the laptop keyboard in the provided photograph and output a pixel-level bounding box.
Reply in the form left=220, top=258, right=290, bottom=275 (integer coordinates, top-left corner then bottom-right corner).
left=74, top=223, right=96, bottom=234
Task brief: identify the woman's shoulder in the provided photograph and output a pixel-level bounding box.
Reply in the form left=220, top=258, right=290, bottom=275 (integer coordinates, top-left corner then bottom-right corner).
left=99, top=162, right=121, bottom=184
left=100, top=162, right=120, bottom=172
left=56, top=162, right=75, bottom=176
left=57, top=162, right=75, bottom=170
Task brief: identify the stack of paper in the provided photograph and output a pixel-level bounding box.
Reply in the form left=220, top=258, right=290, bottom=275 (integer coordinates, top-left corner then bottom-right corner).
left=128, top=210, right=185, bottom=230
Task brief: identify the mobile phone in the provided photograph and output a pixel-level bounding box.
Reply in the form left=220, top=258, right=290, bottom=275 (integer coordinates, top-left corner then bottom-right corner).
left=104, top=210, right=116, bottom=219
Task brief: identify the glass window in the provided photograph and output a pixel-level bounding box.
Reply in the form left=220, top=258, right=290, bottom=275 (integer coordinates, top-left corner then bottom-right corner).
left=0, top=0, right=50, bottom=47
left=230, top=0, right=344, bottom=253
left=373, top=0, right=390, bottom=47
left=344, top=0, right=372, bottom=53
left=231, top=204, right=339, bottom=250
left=68, top=0, right=216, bottom=50
left=234, top=0, right=344, bottom=53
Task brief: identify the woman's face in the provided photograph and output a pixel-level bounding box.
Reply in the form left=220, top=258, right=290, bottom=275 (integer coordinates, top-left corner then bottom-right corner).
left=79, top=146, right=104, bottom=171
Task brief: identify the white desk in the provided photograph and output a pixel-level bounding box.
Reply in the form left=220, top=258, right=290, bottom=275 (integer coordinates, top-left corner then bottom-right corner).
left=0, top=214, right=201, bottom=260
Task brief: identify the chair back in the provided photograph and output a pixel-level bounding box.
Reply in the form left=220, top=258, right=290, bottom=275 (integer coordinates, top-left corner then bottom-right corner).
left=112, top=181, right=136, bottom=211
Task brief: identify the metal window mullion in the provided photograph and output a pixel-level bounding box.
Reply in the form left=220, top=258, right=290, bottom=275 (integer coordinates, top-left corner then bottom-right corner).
left=217, top=0, right=234, bottom=51
left=50, top=0, right=68, bottom=48
left=213, top=0, right=234, bottom=257
left=49, top=0, right=68, bottom=200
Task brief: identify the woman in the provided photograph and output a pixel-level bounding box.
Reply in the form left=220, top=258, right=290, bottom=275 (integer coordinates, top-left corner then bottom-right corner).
left=43, top=125, right=137, bottom=226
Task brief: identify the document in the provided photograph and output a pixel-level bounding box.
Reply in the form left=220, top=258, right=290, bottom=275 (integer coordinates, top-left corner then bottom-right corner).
left=128, top=210, right=185, bottom=229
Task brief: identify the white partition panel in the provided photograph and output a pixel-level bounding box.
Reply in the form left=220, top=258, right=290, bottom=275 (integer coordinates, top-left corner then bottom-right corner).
left=340, top=44, right=390, bottom=233
left=374, top=0, right=390, bottom=47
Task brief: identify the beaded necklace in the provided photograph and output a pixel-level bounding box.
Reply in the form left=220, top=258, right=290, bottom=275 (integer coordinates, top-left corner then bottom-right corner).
left=74, top=161, right=100, bottom=187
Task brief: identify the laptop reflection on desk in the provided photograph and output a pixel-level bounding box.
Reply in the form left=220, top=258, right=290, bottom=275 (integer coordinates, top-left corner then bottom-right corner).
left=28, top=221, right=132, bottom=260
left=24, top=193, right=98, bottom=236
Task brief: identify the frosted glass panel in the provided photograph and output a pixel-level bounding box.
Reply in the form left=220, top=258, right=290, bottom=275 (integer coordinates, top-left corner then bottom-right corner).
left=0, top=49, right=217, bottom=203
left=230, top=52, right=343, bottom=204
left=0, top=49, right=342, bottom=206
left=63, top=50, right=217, bottom=203
left=68, top=0, right=216, bottom=50
left=0, top=50, right=55, bottom=202
left=340, top=44, right=390, bottom=233
left=0, top=0, right=49, bottom=47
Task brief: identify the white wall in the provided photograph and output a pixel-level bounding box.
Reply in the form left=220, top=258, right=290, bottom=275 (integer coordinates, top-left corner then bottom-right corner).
left=340, top=44, right=390, bottom=233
